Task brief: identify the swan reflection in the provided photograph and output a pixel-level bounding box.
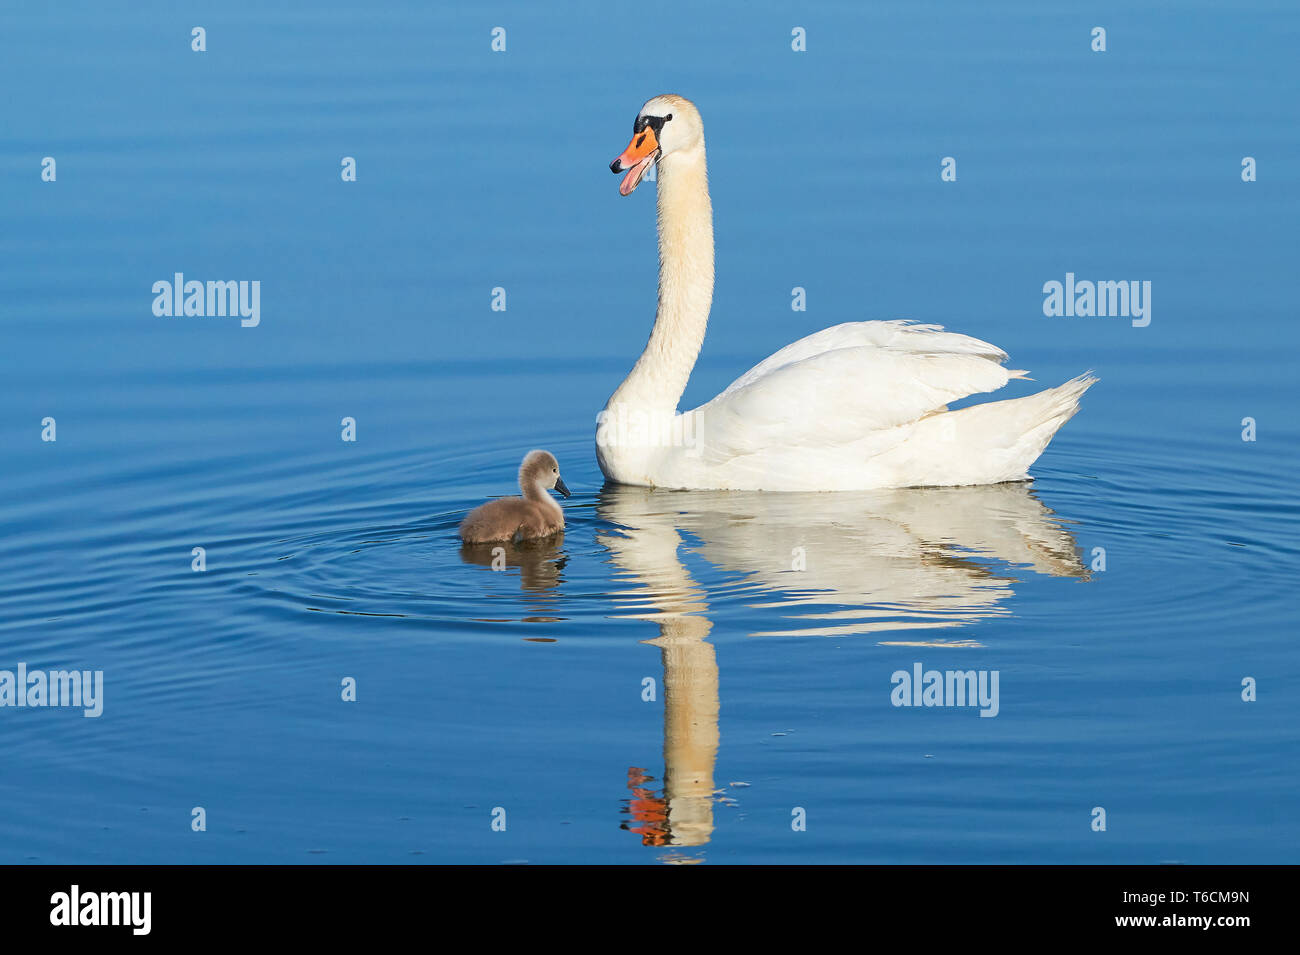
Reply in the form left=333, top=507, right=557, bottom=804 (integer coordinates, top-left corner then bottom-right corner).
left=599, top=481, right=1087, bottom=855
left=599, top=482, right=1088, bottom=640
left=458, top=536, right=567, bottom=621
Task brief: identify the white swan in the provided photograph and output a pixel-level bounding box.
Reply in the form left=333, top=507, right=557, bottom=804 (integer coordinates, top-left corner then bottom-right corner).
left=598, top=94, right=1096, bottom=491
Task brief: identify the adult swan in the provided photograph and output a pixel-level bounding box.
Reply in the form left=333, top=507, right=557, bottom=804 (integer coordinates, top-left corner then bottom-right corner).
left=598, top=94, right=1096, bottom=491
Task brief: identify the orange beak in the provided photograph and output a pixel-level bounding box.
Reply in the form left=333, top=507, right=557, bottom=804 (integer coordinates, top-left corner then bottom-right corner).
left=610, top=126, right=659, bottom=196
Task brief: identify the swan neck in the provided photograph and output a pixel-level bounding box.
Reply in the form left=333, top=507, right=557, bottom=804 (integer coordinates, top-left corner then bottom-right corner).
left=610, top=144, right=714, bottom=411
left=522, top=482, right=561, bottom=518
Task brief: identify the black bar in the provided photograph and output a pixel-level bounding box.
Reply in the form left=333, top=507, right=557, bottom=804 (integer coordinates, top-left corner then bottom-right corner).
left=0, top=864, right=1283, bottom=940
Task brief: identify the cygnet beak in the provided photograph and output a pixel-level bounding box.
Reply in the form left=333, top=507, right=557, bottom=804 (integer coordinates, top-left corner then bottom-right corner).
left=553, top=476, right=571, bottom=499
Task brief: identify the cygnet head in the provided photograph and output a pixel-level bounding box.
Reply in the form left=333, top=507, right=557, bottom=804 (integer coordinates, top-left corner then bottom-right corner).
left=609, top=94, right=705, bottom=196
left=520, top=449, right=570, bottom=499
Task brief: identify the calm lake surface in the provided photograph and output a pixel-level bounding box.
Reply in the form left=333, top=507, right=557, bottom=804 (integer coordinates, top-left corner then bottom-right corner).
left=2, top=2, right=1296, bottom=863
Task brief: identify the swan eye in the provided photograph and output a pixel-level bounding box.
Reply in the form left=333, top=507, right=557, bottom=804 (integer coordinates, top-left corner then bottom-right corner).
left=637, top=115, right=669, bottom=135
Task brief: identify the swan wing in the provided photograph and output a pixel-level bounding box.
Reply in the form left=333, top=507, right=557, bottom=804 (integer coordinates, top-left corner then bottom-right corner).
left=715, top=320, right=1009, bottom=399
left=694, top=325, right=1018, bottom=458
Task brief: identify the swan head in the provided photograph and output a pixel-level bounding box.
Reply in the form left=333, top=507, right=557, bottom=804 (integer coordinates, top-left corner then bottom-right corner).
left=609, top=94, right=703, bottom=196
left=521, top=449, right=570, bottom=499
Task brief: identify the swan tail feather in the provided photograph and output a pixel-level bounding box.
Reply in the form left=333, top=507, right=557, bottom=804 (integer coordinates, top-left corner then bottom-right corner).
left=911, top=372, right=1098, bottom=486
left=1007, top=372, right=1098, bottom=473
left=1015, top=372, right=1098, bottom=436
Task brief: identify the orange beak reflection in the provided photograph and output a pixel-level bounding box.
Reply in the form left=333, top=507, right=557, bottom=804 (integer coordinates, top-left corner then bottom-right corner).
left=611, top=126, right=659, bottom=196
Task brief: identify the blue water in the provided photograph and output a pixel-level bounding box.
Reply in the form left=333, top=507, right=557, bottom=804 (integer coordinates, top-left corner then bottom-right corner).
left=2, top=1, right=1297, bottom=863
